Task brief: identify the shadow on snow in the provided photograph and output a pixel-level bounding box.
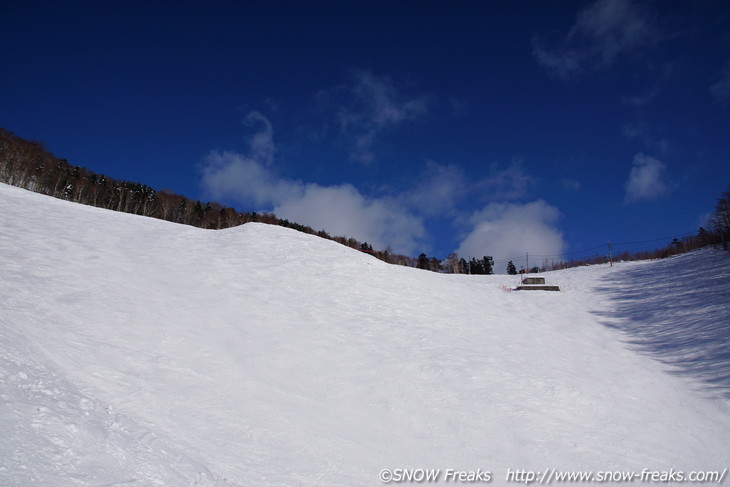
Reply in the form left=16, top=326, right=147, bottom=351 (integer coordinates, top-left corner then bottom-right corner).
left=591, top=250, right=730, bottom=399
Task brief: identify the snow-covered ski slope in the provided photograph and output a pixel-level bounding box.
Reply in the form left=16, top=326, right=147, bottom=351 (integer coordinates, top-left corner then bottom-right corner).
left=1, top=182, right=729, bottom=486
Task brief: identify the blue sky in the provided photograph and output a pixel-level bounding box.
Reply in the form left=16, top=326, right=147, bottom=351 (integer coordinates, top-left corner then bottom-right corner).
left=2, top=1, right=729, bottom=269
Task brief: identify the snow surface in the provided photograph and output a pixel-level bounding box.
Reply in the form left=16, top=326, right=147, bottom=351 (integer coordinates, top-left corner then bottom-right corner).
left=1, top=182, right=729, bottom=486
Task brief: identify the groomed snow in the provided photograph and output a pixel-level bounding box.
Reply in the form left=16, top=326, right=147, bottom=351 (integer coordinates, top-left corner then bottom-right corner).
left=1, top=182, right=728, bottom=486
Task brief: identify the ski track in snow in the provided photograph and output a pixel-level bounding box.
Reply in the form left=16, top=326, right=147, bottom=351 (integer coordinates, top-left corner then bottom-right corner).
left=0, top=327, right=229, bottom=487
left=1, top=182, right=729, bottom=486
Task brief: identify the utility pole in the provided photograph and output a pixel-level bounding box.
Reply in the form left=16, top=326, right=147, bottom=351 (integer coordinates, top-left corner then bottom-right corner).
left=608, top=241, right=613, bottom=267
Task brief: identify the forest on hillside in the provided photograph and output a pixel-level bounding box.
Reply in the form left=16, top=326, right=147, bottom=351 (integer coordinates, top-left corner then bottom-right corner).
left=1, top=127, right=728, bottom=274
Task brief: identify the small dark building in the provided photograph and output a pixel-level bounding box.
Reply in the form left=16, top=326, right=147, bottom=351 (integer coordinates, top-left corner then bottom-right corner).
left=516, top=275, right=560, bottom=291
left=521, top=276, right=546, bottom=285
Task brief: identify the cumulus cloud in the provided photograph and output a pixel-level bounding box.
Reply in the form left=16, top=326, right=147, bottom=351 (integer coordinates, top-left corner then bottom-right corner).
left=456, top=201, right=566, bottom=272
left=274, top=185, right=425, bottom=254
left=533, top=0, right=656, bottom=79
left=200, top=112, right=294, bottom=206
left=623, top=153, right=670, bottom=203
left=200, top=112, right=426, bottom=254
left=200, top=150, right=301, bottom=207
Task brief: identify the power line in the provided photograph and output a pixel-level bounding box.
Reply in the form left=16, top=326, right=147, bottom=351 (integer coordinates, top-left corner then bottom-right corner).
left=612, top=230, right=696, bottom=246
left=486, top=229, right=700, bottom=264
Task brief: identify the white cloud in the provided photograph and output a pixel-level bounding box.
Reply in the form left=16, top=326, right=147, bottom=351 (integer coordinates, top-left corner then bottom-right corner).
left=200, top=110, right=287, bottom=206
left=623, top=153, right=670, bottom=203
left=200, top=112, right=426, bottom=255
left=200, top=150, right=301, bottom=207
left=456, top=201, right=566, bottom=272
left=533, top=0, right=656, bottom=78
left=274, top=185, right=425, bottom=254
left=243, top=111, right=275, bottom=166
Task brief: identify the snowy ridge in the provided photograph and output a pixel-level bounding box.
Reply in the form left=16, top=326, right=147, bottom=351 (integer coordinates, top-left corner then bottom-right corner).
left=1, top=182, right=729, bottom=486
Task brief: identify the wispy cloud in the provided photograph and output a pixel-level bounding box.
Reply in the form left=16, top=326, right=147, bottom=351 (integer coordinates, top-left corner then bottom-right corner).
left=621, top=90, right=658, bottom=107
left=621, top=121, right=670, bottom=154
left=561, top=178, right=582, bottom=191
left=533, top=0, right=657, bottom=79
left=623, top=153, right=670, bottom=203
left=318, top=69, right=430, bottom=164
left=476, top=159, right=537, bottom=201
left=532, top=43, right=583, bottom=80
left=402, top=158, right=539, bottom=223
left=456, top=200, right=566, bottom=270
left=200, top=111, right=426, bottom=254
left=404, top=161, right=467, bottom=217
left=243, top=111, right=276, bottom=166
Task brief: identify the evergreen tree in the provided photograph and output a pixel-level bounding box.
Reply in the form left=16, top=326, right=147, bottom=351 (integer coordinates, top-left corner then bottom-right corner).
left=506, top=260, right=517, bottom=275
left=193, top=201, right=205, bottom=225
left=469, top=257, right=482, bottom=274
left=697, top=227, right=711, bottom=247
left=417, top=253, right=429, bottom=269
left=482, top=256, right=494, bottom=275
